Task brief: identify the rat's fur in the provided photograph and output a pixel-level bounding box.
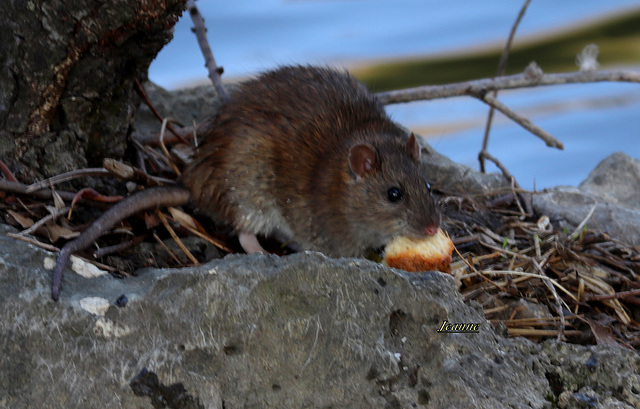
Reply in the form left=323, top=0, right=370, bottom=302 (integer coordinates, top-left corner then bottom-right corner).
left=51, top=66, right=440, bottom=300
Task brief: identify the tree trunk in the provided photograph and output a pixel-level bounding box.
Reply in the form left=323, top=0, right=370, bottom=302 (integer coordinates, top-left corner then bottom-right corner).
left=0, top=0, right=185, bottom=183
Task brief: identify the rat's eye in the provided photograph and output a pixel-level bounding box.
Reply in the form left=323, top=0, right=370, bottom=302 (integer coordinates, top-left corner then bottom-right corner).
left=422, top=176, right=432, bottom=193
left=387, top=187, right=403, bottom=202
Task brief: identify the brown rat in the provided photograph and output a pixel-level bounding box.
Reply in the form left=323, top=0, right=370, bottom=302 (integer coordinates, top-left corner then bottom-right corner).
left=51, top=65, right=440, bottom=300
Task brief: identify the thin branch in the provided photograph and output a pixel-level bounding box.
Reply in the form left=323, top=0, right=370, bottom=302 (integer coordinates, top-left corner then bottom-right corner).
left=156, top=209, right=198, bottom=264
left=169, top=215, right=234, bottom=253
left=17, top=206, right=71, bottom=237
left=6, top=233, right=59, bottom=252
left=497, top=0, right=533, bottom=82
left=471, top=90, right=564, bottom=149
left=481, top=0, right=532, bottom=172
left=187, top=0, right=228, bottom=102
left=569, top=203, right=598, bottom=241
left=159, top=118, right=182, bottom=176
left=134, top=79, right=190, bottom=145
left=132, top=126, right=196, bottom=146
left=1, top=180, right=81, bottom=202
left=131, top=138, right=175, bottom=174
left=25, top=168, right=112, bottom=193
left=583, top=288, right=640, bottom=301
left=102, top=159, right=176, bottom=186
left=533, top=258, right=566, bottom=342
left=0, top=159, right=18, bottom=182
left=376, top=68, right=640, bottom=104
left=459, top=269, right=578, bottom=302
left=93, top=233, right=148, bottom=258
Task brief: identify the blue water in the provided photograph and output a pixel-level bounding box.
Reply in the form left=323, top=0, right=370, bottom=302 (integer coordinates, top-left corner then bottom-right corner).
left=425, top=88, right=640, bottom=189
left=149, top=0, right=640, bottom=190
left=389, top=83, right=640, bottom=190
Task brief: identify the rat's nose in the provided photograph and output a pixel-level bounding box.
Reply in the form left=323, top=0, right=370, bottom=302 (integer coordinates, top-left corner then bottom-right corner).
left=424, top=225, right=439, bottom=236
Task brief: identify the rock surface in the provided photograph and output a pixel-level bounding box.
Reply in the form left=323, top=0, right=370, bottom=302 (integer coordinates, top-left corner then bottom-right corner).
left=579, top=152, right=640, bottom=210
left=532, top=152, right=640, bottom=246
left=134, top=82, right=224, bottom=137
left=2, top=223, right=639, bottom=409
left=420, top=142, right=510, bottom=195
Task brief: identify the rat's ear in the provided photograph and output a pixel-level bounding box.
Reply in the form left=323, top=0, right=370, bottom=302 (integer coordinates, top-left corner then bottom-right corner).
left=348, top=143, right=378, bottom=178
left=406, top=132, right=421, bottom=162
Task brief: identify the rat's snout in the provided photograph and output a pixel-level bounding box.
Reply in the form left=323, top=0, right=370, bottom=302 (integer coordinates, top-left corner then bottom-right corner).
left=423, top=225, right=439, bottom=236
left=420, top=211, right=441, bottom=237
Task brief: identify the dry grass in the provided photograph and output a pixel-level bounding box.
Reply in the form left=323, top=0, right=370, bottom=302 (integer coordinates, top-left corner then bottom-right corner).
left=444, top=191, right=640, bottom=349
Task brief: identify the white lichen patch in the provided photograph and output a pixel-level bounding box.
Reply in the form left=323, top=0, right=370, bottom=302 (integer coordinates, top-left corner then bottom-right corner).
left=93, top=317, right=131, bottom=338
left=71, top=256, right=107, bottom=278
left=79, top=296, right=110, bottom=316
left=43, top=256, right=56, bottom=270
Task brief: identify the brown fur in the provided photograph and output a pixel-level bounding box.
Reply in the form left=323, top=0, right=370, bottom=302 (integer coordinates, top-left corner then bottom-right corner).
left=181, top=65, right=440, bottom=257
left=52, top=65, right=440, bottom=300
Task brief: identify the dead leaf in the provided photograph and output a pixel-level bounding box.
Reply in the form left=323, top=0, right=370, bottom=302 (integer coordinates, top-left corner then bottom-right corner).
left=51, top=189, right=65, bottom=210
left=6, top=210, right=34, bottom=229
left=68, top=188, right=124, bottom=219
left=587, top=319, right=633, bottom=350
left=168, top=207, right=197, bottom=230
left=45, top=224, right=79, bottom=243
left=103, top=158, right=135, bottom=179
left=71, top=188, right=123, bottom=207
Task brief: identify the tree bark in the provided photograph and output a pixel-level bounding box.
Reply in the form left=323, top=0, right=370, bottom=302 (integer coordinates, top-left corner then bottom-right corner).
left=0, top=0, right=185, bottom=183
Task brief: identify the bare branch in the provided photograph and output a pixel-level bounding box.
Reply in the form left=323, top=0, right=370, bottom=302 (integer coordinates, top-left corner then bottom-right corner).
left=481, top=0, right=532, bottom=172
left=376, top=68, right=640, bottom=104
left=1, top=180, right=90, bottom=202
left=25, top=168, right=112, bottom=193
left=470, top=91, right=564, bottom=149
left=0, top=159, right=18, bottom=182
left=134, top=79, right=190, bottom=145
left=477, top=151, right=519, bottom=187
left=187, top=0, right=228, bottom=102
left=16, top=206, right=71, bottom=237
left=6, top=233, right=59, bottom=252
left=583, top=288, right=640, bottom=301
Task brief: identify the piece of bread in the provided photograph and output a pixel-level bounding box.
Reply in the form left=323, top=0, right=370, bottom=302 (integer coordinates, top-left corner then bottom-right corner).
left=383, top=229, right=454, bottom=273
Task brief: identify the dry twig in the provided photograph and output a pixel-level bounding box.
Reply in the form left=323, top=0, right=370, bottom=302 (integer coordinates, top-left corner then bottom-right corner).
left=25, top=169, right=112, bottom=193
left=449, top=194, right=640, bottom=348
left=471, top=91, right=563, bottom=149
left=134, top=79, right=190, bottom=145
left=0, top=159, right=18, bottom=182
left=480, top=0, right=532, bottom=172
left=156, top=209, right=198, bottom=265
left=187, top=0, right=228, bottom=102
left=376, top=68, right=640, bottom=104
left=1, top=180, right=88, bottom=203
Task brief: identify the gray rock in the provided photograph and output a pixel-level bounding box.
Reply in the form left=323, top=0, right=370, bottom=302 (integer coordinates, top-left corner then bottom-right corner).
left=532, top=153, right=640, bottom=246
left=420, top=142, right=510, bottom=195
left=2, top=223, right=639, bottom=408
left=134, top=82, right=224, bottom=137
left=541, top=342, right=640, bottom=409
left=579, top=152, right=640, bottom=210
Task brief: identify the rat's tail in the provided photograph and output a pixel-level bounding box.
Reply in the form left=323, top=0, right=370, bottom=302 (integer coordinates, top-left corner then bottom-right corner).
left=52, top=185, right=191, bottom=301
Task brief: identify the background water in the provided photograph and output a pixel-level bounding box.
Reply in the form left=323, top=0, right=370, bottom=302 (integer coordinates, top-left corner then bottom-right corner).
left=149, top=0, right=640, bottom=190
